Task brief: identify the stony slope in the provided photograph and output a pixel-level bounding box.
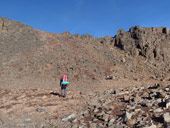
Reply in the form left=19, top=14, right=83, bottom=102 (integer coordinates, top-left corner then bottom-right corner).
left=0, top=17, right=170, bottom=90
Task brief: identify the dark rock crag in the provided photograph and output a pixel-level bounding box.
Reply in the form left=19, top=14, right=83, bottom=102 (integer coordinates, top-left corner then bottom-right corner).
left=114, top=26, right=170, bottom=63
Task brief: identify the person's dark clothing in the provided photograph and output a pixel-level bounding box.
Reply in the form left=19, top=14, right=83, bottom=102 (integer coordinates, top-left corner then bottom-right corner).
left=60, top=84, right=67, bottom=97
left=60, top=75, right=69, bottom=97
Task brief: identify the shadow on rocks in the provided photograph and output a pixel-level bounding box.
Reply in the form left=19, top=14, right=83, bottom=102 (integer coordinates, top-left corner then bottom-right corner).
left=50, top=92, right=61, bottom=97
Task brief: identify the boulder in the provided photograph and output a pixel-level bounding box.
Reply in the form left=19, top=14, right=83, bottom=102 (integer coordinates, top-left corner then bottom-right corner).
left=165, top=98, right=170, bottom=108
left=62, top=113, right=76, bottom=122
left=163, top=113, right=170, bottom=123
left=153, top=108, right=163, bottom=113
left=127, top=119, right=136, bottom=126
left=142, top=91, right=150, bottom=98
left=20, top=118, right=34, bottom=127
left=71, top=124, right=78, bottom=128
left=103, top=113, right=110, bottom=122
left=89, top=123, right=97, bottom=128
left=133, top=95, right=142, bottom=103
left=108, top=118, right=116, bottom=125
left=123, top=95, right=130, bottom=102
left=123, top=111, right=133, bottom=122
left=143, top=123, right=157, bottom=128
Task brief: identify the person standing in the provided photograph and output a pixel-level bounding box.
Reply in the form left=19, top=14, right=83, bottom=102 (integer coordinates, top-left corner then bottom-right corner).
left=60, top=75, right=69, bottom=97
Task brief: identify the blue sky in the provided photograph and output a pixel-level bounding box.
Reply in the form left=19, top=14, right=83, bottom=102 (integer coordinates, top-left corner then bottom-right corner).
left=1, top=0, right=170, bottom=37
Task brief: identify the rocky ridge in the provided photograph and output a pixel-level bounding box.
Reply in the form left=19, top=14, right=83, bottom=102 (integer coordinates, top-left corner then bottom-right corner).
left=113, top=26, right=170, bottom=78
left=0, top=17, right=170, bottom=89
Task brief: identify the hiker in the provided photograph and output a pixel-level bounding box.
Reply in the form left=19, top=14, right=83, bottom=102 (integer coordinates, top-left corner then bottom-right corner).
left=60, top=75, right=69, bottom=97
left=106, top=74, right=113, bottom=80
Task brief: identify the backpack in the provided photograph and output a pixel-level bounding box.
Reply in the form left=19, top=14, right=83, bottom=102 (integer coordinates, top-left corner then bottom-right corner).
left=61, top=75, right=69, bottom=85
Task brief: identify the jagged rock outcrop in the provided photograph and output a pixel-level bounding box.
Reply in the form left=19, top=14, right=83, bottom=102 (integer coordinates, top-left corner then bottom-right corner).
left=114, top=26, right=170, bottom=63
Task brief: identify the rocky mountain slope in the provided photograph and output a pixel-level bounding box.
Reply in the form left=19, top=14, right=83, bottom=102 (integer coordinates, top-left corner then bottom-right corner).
left=0, top=17, right=169, bottom=128
left=0, top=17, right=170, bottom=88
left=114, top=26, right=170, bottom=77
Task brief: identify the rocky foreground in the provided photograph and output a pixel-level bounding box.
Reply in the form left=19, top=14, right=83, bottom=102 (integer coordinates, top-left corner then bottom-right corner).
left=62, top=83, right=170, bottom=128
left=62, top=84, right=170, bottom=128
left=0, top=81, right=169, bottom=128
